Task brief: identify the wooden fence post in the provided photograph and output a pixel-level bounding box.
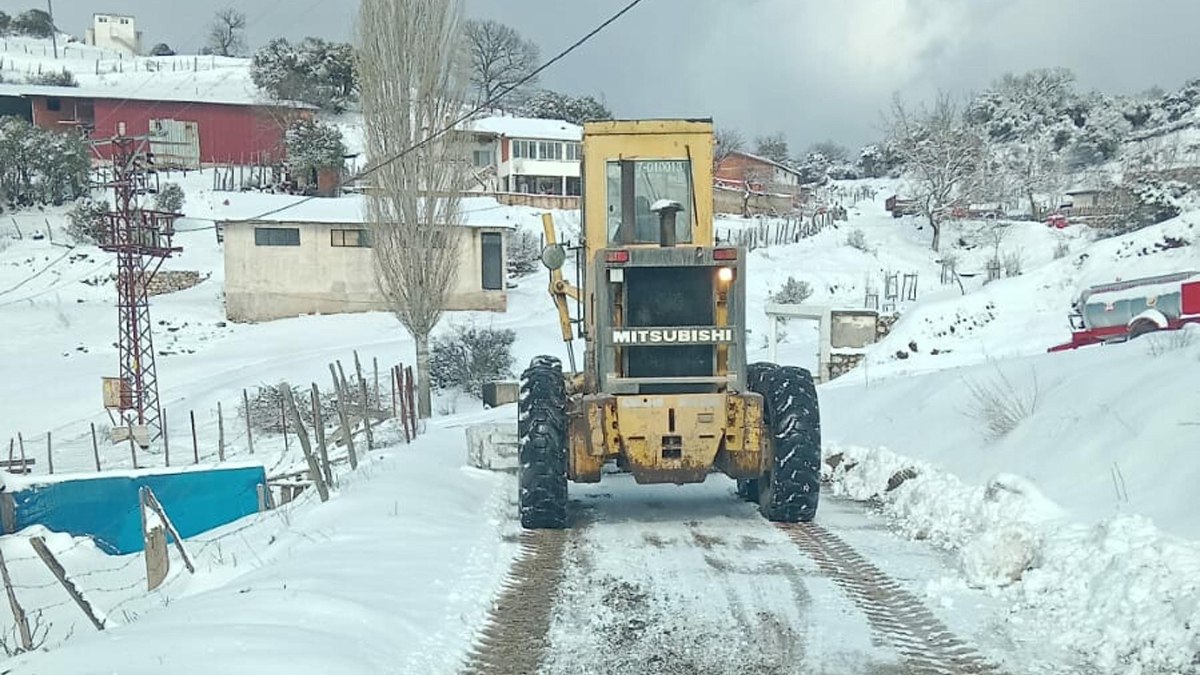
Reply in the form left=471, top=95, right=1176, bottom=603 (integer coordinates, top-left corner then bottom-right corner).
left=373, top=356, right=380, bottom=411
left=280, top=383, right=329, bottom=502
left=391, top=365, right=398, bottom=419
left=395, top=366, right=411, bottom=443
left=243, top=389, right=254, bottom=454
left=329, top=364, right=358, bottom=470
left=310, top=384, right=333, bottom=487
left=355, top=353, right=374, bottom=451
left=140, top=487, right=195, bottom=573
left=162, top=408, right=170, bottom=467
left=217, top=402, right=226, bottom=462
left=190, top=410, right=199, bottom=464
left=127, top=424, right=138, bottom=470
left=45, top=432, right=52, bottom=475
left=29, top=537, right=106, bottom=631
left=16, top=433, right=25, bottom=473
left=0, top=547, right=32, bottom=651
left=90, top=423, right=101, bottom=471
left=279, top=389, right=289, bottom=453
left=405, top=366, right=418, bottom=436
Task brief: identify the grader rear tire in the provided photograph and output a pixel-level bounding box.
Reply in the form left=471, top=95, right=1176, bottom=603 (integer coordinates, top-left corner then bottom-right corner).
left=749, top=363, right=821, bottom=523
left=518, top=356, right=569, bottom=529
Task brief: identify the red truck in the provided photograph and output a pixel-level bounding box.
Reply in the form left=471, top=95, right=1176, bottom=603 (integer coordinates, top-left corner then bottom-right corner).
left=1049, top=271, right=1200, bottom=351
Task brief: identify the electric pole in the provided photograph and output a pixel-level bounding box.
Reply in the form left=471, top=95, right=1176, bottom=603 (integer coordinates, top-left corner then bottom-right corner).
left=46, top=0, right=57, bottom=59
left=97, top=123, right=181, bottom=447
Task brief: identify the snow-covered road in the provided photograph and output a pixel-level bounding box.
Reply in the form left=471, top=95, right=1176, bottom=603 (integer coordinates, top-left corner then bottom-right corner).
left=468, top=475, right=1008, bottom=675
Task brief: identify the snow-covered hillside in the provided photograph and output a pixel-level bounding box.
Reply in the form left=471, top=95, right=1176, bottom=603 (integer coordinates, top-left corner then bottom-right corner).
left=0, top=47, right=1198, bottom=665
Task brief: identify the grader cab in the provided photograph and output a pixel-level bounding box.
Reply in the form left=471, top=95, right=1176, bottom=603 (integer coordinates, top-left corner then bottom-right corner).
left=518, top=119, right=821, bottom=529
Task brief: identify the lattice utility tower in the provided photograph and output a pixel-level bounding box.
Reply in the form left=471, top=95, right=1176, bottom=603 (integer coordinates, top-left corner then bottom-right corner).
left=97, top=124, right=181, bottom=446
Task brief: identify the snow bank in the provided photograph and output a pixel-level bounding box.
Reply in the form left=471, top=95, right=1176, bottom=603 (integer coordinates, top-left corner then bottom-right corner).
left=826, top=445, right=1200, bottom=674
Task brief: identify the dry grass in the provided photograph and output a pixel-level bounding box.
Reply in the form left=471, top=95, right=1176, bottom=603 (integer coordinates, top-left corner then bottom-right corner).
left=964, top=366, right=1039, bottom=441
left=1145, top=328, right=1196, bottom=357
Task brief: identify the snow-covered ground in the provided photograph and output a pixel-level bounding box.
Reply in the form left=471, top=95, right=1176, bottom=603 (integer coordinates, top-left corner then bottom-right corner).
left=2, top=159, right=1200, bottom=672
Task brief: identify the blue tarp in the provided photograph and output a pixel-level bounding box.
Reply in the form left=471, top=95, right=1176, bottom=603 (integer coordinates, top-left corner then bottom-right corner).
left=7, top=464, right=266, bottom=554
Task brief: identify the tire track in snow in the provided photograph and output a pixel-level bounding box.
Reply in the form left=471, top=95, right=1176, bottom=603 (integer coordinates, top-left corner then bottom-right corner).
left=536, top=485, right=907, bottom=675
left=780, top=521, right=1005, bottom=675
left=459, top=528, right=571, bottom=675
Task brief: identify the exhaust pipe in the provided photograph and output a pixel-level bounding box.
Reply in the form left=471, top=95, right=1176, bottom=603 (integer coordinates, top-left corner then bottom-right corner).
left=652, top=199, right=684, bottom=247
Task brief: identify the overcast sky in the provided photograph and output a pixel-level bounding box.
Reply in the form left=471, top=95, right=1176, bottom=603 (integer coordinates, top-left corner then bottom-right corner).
left=13, top=0, right=1200, bottom=152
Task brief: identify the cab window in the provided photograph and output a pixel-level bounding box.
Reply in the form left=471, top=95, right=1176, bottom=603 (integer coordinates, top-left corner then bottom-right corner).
left=605, top=159, right=694, bottom=245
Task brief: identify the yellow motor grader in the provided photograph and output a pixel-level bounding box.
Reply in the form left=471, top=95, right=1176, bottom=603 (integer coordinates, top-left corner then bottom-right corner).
left=519, top=119, right=821, bottom=529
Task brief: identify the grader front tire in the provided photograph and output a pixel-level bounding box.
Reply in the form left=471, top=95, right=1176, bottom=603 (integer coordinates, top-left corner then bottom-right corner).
left=749, top=363, right=821, bottom=523
left=518, top=357, right=569, bottom=530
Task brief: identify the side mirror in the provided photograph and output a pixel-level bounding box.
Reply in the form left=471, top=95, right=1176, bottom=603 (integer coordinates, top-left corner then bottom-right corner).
left=540, top=244, right=567, bottom=271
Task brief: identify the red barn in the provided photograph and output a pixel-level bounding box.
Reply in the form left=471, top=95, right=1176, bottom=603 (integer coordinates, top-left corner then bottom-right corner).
left=0, top=83, right=314, bottom=167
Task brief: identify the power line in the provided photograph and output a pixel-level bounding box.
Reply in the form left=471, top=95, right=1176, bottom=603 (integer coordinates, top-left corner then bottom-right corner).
left=231, top=0, right=650, bottom=225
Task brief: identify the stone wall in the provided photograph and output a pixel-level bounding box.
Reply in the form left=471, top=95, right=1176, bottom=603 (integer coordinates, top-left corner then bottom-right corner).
left=147, top=271, right=206, bottom=297
left=827, top=312, right=899, bottom=380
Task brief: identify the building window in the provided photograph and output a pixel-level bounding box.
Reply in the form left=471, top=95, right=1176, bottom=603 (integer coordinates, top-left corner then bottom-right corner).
left=330, top=228, right=370, bottom=248
left=254, top=227, right=301, bottom=246
left=46, top=98, right=61, bottom=112
left=566, top=142, right=582, bottom=161
left=512, top=140, right=535, bottom=159
left=120, top=18, right=129, bottom=24
left=566, top=177, right=582, bottom=196
left=98, top=16, right=108, bottom=23
left=537, top=141, right=563, bottom=161
left=472, top=149, right=493, bottom=168
left=481, top=232, right=503, bottom=290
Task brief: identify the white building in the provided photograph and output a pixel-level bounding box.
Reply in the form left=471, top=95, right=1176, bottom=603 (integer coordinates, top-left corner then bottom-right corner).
left=85, top=13, right=142, bottom=57
left=464, top=116, right=583, bottom=197
left=216, top=194, right=514, bottom=322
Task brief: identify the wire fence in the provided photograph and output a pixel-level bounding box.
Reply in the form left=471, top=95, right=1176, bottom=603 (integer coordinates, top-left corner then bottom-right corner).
left=0, top=350, right=425, bottom=657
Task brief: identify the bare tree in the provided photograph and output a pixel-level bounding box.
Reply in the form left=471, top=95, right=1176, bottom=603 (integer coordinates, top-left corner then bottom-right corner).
left=888, top=94, right=987, bottom=251
left=463, top=18, right=540, bottom=106
left=714, top=127, right=745, bottom=169
left=206, top=8, right=247, bottom=57
left=1001, top=140, right=1063, bottom=220
left=358, top=0, right=468, bottom=419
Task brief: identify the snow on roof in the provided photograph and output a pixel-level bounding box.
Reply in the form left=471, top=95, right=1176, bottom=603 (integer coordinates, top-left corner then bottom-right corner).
left=0, top=81, right=313, bottom=109
left=466, top=115, right=582, bottom=142
left=210, top=193, right=519, bottom=229
left=727, top=150, right=801, bottom=177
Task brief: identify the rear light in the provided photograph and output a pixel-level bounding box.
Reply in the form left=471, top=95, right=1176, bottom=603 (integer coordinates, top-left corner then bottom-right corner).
left=713, top=248, right=738, bottom=261
left=605, top=250, right=630, bottom=264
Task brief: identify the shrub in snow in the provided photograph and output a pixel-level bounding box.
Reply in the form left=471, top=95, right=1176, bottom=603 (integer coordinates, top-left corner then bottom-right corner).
left=845, top=228, right=869, bottom=252
left=507, top=229, right=541, bottom=277
left=150, top=43, right=176, bottom=56
left=11, top=9, right=53, bottom=38
left=239, top=379, right=381, bottom=433
left=154, top=183, right=185, bottom=214
left=0, top=117, right=90, bottom=209
left=430, top=322, right=516, bottom=398
left=1145, top=326, right=1196, bottom=357
left=1002, top=249, right=1023, bottom=277
left=285, top=118, right=347, bottom=179
left=66, top=197, right=109, bottom=244
left=964, top=366, right=1039, bottom=440
left=26, top=70, right=77, bottom=87
left=1053, top=240, right=1070, bottom=259
left=768, top=276, right=813, bottom=305
left=1119, top=178, right=1192, bottom=233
